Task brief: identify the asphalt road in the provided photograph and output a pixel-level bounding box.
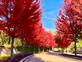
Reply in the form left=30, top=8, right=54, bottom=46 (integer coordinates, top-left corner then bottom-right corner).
left=20, top=52, right=82, bottom=62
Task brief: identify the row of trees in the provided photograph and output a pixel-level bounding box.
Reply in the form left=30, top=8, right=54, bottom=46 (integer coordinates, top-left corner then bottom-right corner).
left=0, top=0, right=56, bottom=56
left=0, top=0, right=82, bottom=57
left=55, top=0, right=82, bottom=56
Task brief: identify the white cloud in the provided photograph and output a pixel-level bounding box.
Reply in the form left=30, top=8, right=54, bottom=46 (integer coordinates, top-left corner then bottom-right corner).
left=44, top=16, right=56, bottom=20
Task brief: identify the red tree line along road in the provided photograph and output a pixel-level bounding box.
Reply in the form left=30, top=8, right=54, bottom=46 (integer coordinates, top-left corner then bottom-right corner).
left=55, top=0, right=82, bottom=56
left=0, top=0, right=82, bottom=56
left=0, top=0, right=56, bottom=51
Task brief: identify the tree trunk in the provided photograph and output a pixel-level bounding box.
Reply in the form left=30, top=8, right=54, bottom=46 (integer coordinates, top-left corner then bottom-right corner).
left=38, top=47, right=40, bottom=53
left=21, top=40, right=24, bottom=53
left=62, top=48, right=64, bottom=54
left=8, top=36, right=11, bottom=44
left=11, top=37, right=14, bottom=57
left=65, top=48, right=68, bottom=54
left=74, top=34, right=77, bottom=56
left=74, top=39, right=77, bottom=56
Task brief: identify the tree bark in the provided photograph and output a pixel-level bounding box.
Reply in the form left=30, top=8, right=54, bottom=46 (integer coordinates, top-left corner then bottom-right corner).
left=74, top=39, right=77, bottom=56
left=62, top=48, right=64, bottom=54
left=21, top=39, right=24, bottom=53
left=8, top=36, right=11, bottom=44
left=74, top=34, right=77, bottom=56
left=65, top=48, right=68, bottom=54
left=11, top=37, right=14, bottom=56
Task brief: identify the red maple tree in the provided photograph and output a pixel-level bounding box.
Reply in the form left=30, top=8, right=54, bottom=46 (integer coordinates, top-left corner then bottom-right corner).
left=56, top=0, right=82, bottom=56
left=0, top=0, right=56, bottom=50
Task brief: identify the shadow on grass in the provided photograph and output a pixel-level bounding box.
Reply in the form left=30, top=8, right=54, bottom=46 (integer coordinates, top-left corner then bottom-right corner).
left=48, top=51, right=82, bottom=60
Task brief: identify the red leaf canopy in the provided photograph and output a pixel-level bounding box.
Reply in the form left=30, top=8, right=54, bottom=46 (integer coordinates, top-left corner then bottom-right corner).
left=0, top=0, right=56, bottom=48
left=55, top=0, right=82, bottom=48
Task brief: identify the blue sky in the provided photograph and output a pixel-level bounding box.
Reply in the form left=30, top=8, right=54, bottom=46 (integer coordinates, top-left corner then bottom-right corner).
left=41, top=0, right=64, bottom=31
